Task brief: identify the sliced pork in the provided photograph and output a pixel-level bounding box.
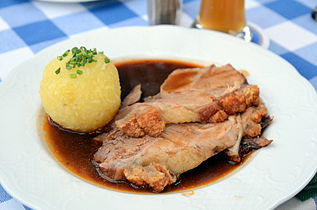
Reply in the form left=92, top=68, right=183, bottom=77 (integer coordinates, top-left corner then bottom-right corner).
left=94, top=116, right=242, bottom=192
left=115, top=65, right=260, bottom=137
left=94, top=105, right=272, bottom=192
left=121, top=84, right=142, bottom=108
left=93, top=64, right=273, bottom=192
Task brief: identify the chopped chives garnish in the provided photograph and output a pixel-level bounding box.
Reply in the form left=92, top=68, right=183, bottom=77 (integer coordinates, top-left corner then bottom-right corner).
left=62, top=50, right=70, bottom=57
left=92, top=48, right=97, bottom=55
left=76, top=70, right=83, bottom=75
left=80, top=46, right=87, bottom=51
left=55, top=47, right=110, bottom=77
left=104, top=57, right=110, bottom=63
left=55, top=68, right=60, bottom=74
left=70, top=73, right=77, bottom=78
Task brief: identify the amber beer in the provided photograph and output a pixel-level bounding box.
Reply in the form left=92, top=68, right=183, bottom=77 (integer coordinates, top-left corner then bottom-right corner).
left=198, top=0, right=246, bottom=34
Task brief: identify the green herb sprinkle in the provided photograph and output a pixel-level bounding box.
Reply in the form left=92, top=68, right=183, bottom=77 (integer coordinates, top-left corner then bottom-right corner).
left=70, top=73, right=77, bottom=79
left=104, top=57, right=110, bottom=63
left=55, top=47, right=111, bottom=77
left=76, top=70, right=83, bottom=75
left=55, top=68, right=60, bottom=74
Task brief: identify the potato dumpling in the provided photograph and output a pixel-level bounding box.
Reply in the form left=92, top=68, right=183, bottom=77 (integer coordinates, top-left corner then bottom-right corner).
left=40, top=47, right=121, bottom=132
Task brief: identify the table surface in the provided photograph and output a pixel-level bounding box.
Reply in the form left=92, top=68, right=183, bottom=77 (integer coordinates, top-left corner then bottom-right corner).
left=0, top=0, right=317, bottom=209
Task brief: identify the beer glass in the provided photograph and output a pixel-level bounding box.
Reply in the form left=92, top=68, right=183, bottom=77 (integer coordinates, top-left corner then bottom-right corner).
left=193, top=0, right=251, bottom=41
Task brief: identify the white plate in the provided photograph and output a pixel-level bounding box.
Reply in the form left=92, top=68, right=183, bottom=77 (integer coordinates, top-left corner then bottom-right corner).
left=0, top=26, right=317, bottom=210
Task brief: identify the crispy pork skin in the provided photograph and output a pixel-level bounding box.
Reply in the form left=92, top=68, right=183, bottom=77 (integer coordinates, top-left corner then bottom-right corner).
left=115, top=65, right=260, bottom=137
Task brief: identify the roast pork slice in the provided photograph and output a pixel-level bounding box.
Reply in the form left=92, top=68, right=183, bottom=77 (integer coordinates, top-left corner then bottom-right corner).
left=94, top=116, right=242, bottom=192
left=115, top=84, right=260, bottom=137
left=114, top=64, right=260, bottom=138
left=121, top=84, right=142, bottom=108
left=160, top=64, right=246, bottom=94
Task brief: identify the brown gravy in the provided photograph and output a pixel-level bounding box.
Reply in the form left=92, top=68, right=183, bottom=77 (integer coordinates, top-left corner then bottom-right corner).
left=42, top=59, right=248, bottom=193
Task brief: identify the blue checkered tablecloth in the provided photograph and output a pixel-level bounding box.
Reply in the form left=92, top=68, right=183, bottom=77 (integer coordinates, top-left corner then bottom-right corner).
left=0, top=0, right=317, bottom=209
